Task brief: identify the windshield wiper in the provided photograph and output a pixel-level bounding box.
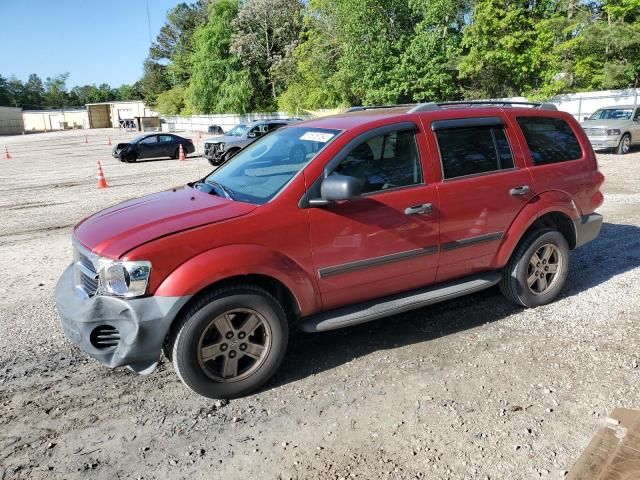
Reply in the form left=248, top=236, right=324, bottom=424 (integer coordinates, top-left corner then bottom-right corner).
left=206, top=180, right=235, bottom=200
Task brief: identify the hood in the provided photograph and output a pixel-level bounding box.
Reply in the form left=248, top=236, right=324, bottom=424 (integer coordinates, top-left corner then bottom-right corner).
left=74, top=186, right=256, bottom=258
left=581, top=119, right=631, bottom=128
left=113, top=142, right=130, bottom=150
left=204, top=135, right=241, bottom=144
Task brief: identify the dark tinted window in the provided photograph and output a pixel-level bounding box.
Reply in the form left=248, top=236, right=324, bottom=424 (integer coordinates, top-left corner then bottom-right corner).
left=333, top=129, right=422, bottom=194
left=139, top=135, right=157, bottom=144
left=159, top=135, right=173, bottom=142
left=517, top=117, right=582, bottom=165
left=435, top=127, right=514, bottom=179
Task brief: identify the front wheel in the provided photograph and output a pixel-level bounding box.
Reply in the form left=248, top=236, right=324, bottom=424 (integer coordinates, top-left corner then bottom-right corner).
left=169, top=285, right=288, bottom=399
left=499, top=229, right=570, bottom=308
left=616, top=133, right=631, bottom=155
left=124, top=151, right=138, bottom=163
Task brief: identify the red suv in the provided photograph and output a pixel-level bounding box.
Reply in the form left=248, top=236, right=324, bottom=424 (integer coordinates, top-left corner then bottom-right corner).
left=56, top=102, right=604, bottom=399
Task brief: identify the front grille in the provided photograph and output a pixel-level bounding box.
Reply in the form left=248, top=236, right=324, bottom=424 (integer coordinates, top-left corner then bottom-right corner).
left=74, top=245, right=99, bottom=297
left=90, top=325, right=120, bottom=350
left=205, top=142, right=223, bottom=156
left=584, top=127, right=607, bottom=136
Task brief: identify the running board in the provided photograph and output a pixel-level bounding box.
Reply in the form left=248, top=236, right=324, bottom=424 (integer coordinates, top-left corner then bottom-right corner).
left=301, top=272, right=501, bottom=333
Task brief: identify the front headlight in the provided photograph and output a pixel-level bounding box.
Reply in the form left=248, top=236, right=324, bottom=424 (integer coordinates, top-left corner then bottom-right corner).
left=606, top=129, right=621, bottom=136
left=97, top=260, right=151, bottom=298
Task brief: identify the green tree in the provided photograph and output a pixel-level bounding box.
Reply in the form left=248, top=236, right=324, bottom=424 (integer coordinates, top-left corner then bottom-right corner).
left=44, top=73, right=70, bottom=108
left=458, top=0, right=544, bottom=98
left=22, top=74, right=45, bottom=108
left=155, top=84, right=194, bottom=114
left=140, top=59, right=172, bottom=105
left=189, top=0, right=254, bottom=113
left=231, top=0, right=304, bottom=106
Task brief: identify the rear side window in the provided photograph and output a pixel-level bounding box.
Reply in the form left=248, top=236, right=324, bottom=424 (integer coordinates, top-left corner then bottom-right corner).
left=435, top=126, right=514, bottom=179
left=517, top=117, right=582, bottom=165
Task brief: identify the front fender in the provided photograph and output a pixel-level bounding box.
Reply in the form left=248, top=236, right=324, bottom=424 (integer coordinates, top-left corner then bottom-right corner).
left=154, top=244, right=320, bottom=316
left=492, top=190, right=580, bottom=268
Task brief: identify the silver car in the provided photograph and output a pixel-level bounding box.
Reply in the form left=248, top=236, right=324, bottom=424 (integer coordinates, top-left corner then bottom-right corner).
left=203, top=119, right=301, bottom=166
left=581, top=105, right=640, bottom=154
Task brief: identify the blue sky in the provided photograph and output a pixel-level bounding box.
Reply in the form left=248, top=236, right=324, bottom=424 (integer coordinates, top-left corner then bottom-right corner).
left=0, top=0, right=183, bottom=87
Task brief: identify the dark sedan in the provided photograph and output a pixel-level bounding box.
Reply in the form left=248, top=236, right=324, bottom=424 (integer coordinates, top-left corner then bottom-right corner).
left=112, top=133, right=195, bottom=163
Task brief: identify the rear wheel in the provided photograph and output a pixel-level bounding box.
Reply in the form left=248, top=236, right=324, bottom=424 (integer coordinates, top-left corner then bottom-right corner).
left=616, top=133, right=631, bottom=155
left=222, top=149, right=240, bottom=165
left=169, top=285, right=288, bottom=399
left=499, top=229, right=570, bottom=307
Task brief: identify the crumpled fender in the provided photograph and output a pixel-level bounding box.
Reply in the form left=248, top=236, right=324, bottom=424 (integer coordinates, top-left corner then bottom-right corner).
left=154, top=244, right=320, bottom=315
left=492, top=190, right=580, bottom=268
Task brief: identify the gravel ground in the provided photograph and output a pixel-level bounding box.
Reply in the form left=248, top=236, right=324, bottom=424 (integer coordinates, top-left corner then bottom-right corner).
left=0, top=129, right=638, bottom=480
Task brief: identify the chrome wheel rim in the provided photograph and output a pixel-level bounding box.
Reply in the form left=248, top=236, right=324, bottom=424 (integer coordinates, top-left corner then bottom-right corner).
left=197, top=308, right=271, bottom=382
left=527, top=243, right=562, bottom=295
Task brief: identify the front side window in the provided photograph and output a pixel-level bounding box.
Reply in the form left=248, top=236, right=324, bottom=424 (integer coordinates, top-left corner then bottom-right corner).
left=517, top=117, right=582, bottom=165
left=435, top=126, right=514, bottom=179
left=205, top=127, right=340, bottom=204
left=634, top=108, right=640, bottom=121
left=139, top=136, right=157, bottom=145
left=332, top=129, right=422, bottom=194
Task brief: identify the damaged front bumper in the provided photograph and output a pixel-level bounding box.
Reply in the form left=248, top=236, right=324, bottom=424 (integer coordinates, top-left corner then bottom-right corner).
left=55, top=264, right=190, bottom=374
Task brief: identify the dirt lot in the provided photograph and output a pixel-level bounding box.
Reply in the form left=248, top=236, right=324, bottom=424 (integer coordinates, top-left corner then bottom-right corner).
left=0, top=128, right=638, bottom=480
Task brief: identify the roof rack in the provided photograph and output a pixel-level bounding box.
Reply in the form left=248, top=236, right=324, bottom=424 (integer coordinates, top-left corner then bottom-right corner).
left=347, top=101, right=558, bottom=113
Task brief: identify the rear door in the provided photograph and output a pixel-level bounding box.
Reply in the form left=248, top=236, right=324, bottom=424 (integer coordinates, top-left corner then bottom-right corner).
left=422, top=114, right=535, bottom=282
left=159, top=134, right=177, bottom=156
left=306, top=123, right=440, bottom=311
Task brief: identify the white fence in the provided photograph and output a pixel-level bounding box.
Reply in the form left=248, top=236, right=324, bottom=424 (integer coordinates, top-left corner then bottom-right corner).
left=507, top=88, right=640, bottom=120
left=160, top=112, right=298, bottom=134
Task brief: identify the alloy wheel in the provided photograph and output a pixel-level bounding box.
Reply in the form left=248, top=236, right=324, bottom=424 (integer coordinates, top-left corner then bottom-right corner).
left=527, top=243, right=562, bottom=295
left=197, top=308, right=271, bottom=382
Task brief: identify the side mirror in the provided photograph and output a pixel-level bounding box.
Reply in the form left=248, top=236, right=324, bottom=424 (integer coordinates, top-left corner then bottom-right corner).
left=247, top=132, right=257, bottom=138
left=309, top=175, right=361, bottom=206
left=583, top=116, right=589, bottom=121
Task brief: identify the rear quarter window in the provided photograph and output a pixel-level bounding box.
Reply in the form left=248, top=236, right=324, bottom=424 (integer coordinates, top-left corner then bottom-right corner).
left=517, top=117, right=582, bottom=165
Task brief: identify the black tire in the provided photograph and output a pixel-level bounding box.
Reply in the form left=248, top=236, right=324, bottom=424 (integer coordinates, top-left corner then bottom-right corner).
left=207, top=157, right=223, bottom=167
left=222, top=149, right=240, bottom=164
left=499, top=229, right=570, bottom=308
left=124, top=151, right=138, bottom=163
left=168, top=284, right=288, bottom=399
left=616, top=133, right=631, bottom=155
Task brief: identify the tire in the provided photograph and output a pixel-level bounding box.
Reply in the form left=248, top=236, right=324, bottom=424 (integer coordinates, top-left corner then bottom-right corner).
left=207, top=157, right=223, bottom=167
left=499, top=229, right=570, bottom=308
left=222, top=149, right=240, bottom=164
left=168, top=284, right=288, bottom=399
left=124, top=151, right=138, bottom=163
left=616, top=133, right=631, bottom=155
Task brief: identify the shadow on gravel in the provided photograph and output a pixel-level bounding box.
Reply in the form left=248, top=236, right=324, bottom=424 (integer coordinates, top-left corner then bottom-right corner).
left=269, top=222, right=640, bottom=391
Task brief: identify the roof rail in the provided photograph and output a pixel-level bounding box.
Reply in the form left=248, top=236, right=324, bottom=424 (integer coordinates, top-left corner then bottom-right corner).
left=407, top=102, right=440, bottom=113
left=437, top=100, right=557, bottom=110
left=345, top=104, right=415, bottom=113
left=345, top=101, right=558, bottom=114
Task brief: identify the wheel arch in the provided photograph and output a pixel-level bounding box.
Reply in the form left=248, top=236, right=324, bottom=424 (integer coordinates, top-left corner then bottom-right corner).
left=493, top=192, right=579, bottom=268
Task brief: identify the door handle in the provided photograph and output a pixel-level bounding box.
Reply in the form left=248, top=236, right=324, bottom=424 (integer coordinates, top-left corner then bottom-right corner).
left=404, top=203, right=433, bottom=215
left=509, top=185, right=530, bottom=196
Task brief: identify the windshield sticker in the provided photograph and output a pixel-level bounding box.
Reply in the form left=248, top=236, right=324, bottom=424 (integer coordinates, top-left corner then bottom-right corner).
left=299, top=131, right=335, bottom=143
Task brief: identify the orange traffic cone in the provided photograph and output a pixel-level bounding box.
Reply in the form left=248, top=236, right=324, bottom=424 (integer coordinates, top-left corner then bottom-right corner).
left=107, top=136, right=112, bottom=146
left=178, top=144, right=186, bottom=161
left=3, top=146, right=11, bottom=160
left=85, top=135, right=88, bottom=144
left=97, top=161, right=108, bottom=189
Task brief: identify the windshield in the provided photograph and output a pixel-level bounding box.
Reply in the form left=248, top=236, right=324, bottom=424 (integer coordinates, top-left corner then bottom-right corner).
left=227, top=124, right=249, bottom=136
left=204, top=127, right=341, bottom=205
left=589, top=108, right=633, bottom=120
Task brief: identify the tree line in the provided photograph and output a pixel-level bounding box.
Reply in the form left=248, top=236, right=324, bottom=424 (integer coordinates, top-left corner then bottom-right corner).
left=2, top=0, right=638, bottom=114
left=0, top=73, right=143, bottom=110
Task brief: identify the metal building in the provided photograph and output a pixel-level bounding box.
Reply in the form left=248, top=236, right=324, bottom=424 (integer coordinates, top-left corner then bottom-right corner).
left=0, top=106, right=24, bottom=134
left=86, top=101, right=154, bottom=129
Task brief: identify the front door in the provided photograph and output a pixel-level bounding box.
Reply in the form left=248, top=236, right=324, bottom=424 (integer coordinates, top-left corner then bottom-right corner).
left=423, top=116, right=535, bottom=282
left=307, top=126, right=440, bottom=311
left=137, top=135, right=160, bottom=159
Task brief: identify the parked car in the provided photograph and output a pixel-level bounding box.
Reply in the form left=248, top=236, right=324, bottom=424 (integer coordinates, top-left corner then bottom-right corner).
left=207, top=125, right=224, bottom=135
left=112, top=133, right=195, bottom=163
left=581, top=104, right=640, bottom=154
left=57, top=101, right=604, bottom=399
left=203, top=118, right=300, bottom=166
